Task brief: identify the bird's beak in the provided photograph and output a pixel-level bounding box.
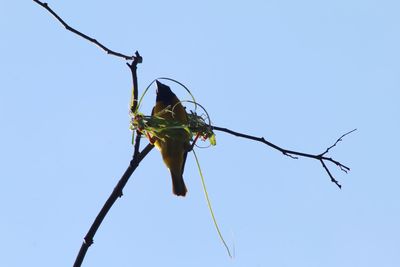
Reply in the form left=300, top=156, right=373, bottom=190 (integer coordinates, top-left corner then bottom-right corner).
left=155, top=80, right=162, bottom=94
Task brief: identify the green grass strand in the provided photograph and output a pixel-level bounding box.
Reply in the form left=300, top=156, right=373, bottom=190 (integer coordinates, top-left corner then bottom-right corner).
left=192, top=150, right=232, bottom=258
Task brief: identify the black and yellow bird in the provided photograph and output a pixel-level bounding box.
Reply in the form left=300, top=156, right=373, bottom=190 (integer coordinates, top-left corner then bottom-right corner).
left=152, top=80, right=190, bottom=196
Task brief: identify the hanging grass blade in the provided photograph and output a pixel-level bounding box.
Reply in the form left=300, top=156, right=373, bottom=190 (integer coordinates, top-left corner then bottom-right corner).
left=192, top=150, right=232, bottom=258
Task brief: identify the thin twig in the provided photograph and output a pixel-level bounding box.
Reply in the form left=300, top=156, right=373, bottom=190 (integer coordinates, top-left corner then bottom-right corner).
left=320, top=160, right=341, bottom=188
left=33, top=0, right=135, bottom=60
left=320, top=128, right=357, bottom=156
left=211, top=126, right=356, bottom=188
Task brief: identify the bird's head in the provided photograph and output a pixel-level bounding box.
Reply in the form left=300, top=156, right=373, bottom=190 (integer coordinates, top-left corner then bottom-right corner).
left=156, top=80, right=175, bottom=102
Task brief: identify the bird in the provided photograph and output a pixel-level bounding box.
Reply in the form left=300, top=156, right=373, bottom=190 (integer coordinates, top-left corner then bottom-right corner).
left=151, top=80, right=190, bottom=196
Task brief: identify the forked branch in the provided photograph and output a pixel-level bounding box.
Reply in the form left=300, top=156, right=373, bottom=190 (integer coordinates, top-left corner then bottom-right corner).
left=211, top=126, right=356, bottom=188
left=73, top=57, right=148, bottom=267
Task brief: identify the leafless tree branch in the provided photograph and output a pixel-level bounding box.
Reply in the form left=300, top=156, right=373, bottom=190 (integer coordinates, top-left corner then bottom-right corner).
left=72, top=51, right=145, bottom=267
left=320, top=128, right=357, bottom=156
left=211, top=126, right=356, bottom=189
left=127, top=52, right=143, bottom=113
left=73, top=138, right=154, bottom=267
left=33, top=0, right=136, bottom=60
left=32, top=2, right=151, bottom=266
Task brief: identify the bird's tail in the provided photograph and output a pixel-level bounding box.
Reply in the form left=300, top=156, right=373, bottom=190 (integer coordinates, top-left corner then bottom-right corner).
left=171, top=171, right=187, bottom=197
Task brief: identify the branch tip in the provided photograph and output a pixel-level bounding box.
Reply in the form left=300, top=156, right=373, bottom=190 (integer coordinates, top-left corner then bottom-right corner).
left=320, top=160, right=342, bottom=189
left=284, top=152, right=298, bottom=159
left=134, top=51, right=143, bottom=63
left=33, top=0, right=136, bottom=60
left=322, top=128, right=357, bottom=156
left=213, top=125, right=353, bottom=189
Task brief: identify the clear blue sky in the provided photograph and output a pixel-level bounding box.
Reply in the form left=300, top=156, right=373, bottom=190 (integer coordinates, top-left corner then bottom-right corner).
left=1, top=1, right=399, bottom=266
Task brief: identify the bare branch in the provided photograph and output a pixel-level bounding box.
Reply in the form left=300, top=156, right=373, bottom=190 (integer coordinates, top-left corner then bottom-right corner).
left=72, top=45, right=143, bottom=266
left=321, top=156, right=350, bottom=173
left=320, top=128, right=357, bottom=156
left=320, top=160, right=341, bottom=188
left=127, top=51, right=143, bottom=113
left=73, top=140, right=154, bottom=267
left=212, top=125, right=356, bottom=189
left=33, top=0, right=135, bottom=60
left=33, top=2, right=146, bottom=261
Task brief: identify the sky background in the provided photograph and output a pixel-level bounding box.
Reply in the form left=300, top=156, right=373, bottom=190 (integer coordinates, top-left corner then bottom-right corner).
left=1, top=1, right=399, bottom=266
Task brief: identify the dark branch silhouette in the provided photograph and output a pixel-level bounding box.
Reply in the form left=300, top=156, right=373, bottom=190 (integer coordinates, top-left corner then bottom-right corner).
left=73, top=57, right=146, bottom=267
left=127, top=52, right=143, bottom=113
left=33, top=0, right=135, bottom=60
left=33, top=1, right=356, bottom=267
left=211, top=126, right=356, bottom=188
left=73, top=141, right=154, bottom=267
